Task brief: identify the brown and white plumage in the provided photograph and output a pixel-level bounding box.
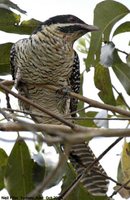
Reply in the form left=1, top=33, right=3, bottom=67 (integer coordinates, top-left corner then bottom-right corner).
left=10, top=14, right=108, bottom=196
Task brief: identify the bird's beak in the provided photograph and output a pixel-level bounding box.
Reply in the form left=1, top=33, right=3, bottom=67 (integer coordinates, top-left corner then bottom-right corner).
left=82, top=24, right=99, bottom=32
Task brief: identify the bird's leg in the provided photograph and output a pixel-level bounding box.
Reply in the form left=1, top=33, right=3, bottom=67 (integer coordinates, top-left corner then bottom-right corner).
left=56, top=86, right=71, bottom=115
left=56, top=86, right=71, bottom=99
left=15, top=78, right=25, bottom=90
left=15, top=78, right=28, bottom=97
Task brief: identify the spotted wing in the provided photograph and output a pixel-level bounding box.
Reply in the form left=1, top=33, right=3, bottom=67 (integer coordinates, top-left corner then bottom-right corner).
left=69, top=51, right=80, bottom=117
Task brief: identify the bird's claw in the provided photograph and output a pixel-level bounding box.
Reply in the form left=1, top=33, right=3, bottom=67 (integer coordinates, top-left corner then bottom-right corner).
left=56, top=86, right=71, bottom=98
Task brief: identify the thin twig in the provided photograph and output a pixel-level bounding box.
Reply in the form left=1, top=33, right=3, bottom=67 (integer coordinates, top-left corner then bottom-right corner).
left=116, top=48, right=128, bottom=56
left=3, top=107, right=48, bottom=118
left=65, top=116, right=130, bottom=121
left=1, top=80, right=130, bottom=118
left=65, top=105, right=91, bottom=117
left=109, top=179, right=130, bottom=199
left=4, top=107, right=130, bottom=122
left=37, top=84, right=130, bottom=117
left=112, top=84, right=130, bottom=110
left=0, top=79, right=14, bottom=86
left=88, top=137, right=123, bottom=169
left=5, top=92, right=12, bottom=110
left=0, top=107, right=11, bottom=121
left=101, top=173, right=130, bottom=190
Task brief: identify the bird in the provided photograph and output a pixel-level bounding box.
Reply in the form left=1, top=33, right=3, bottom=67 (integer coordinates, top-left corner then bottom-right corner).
left=10, top=14, right=109, bottom=196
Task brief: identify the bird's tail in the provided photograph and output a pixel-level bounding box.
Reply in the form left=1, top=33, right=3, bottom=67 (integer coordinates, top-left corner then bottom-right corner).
left=69, top=142, right=109, bottom=196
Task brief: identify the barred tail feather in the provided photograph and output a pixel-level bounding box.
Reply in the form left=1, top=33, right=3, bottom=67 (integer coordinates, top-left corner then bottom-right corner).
left=69, top=143, right=109, bottom=196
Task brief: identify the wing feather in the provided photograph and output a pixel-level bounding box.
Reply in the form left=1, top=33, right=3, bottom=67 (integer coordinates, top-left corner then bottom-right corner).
left=69, top=51, right=80, bottom=117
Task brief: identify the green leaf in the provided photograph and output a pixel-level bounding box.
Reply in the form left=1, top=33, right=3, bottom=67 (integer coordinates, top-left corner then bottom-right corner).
left=32, top=161, right=45, bottom=186
left=0, top=148, right=8, bottom=190
left=0, top=42, right=13, bottom=75
left=126, top=54, right=130, bottom=67
left=32, top=153, right=45, bottom=187
left=0, top=148, right=8, bottom=167
left=113, top=22, right=130, bottom=37
left=77, top=111, right=97, bottom=128
left=115, top=140, right=130, bottom=199
left=0, top=8, right=20, bottom=31
left=94, top=64, right=116, bottom=105
left=17, top=18, right=41, bottom=35
left=112, top=50, right=130, bottom=95
left=0, top=0, right=26, bottom=14
left=0, top=8, right=41, bottom=35
left=85, top=0, right=130, bottom=68
left=77, top=37, right=88, bottom=54
left=4, top=139, right=34, bottom=198
left=116, top=95, right=128, bottom=109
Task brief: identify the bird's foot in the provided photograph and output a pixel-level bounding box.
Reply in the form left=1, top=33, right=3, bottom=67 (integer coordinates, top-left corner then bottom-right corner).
left=56, top=86, right=71, bottom=99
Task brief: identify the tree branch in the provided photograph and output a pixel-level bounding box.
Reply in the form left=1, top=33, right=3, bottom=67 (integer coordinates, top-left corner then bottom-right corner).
left=1, top=121, right=130, bottom=140
left=41, top=84, right=130, bottom=117
left=110, top=179, right=130, bottom=199
left=1, top=80, right=130, bottom=118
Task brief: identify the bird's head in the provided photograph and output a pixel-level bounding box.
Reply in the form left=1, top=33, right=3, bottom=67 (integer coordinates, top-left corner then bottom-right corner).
left=34, top=15, right=99, bottom=43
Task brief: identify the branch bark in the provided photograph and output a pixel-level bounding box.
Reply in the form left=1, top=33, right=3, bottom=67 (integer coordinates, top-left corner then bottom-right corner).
left=0, top=122, right=130, bottom=140
left=44, top=84, right=130, bottom=117
left=1, top=80, right=130, bottom=118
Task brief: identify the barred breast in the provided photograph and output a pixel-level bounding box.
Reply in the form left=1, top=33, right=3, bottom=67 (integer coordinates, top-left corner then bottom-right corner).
left=12, top=29, right=74, bottom=123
